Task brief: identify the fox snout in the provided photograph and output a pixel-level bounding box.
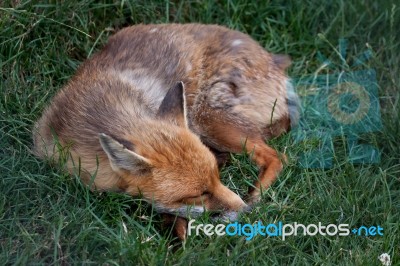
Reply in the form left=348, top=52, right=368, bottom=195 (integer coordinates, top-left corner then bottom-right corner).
left=210, top=184, right=252, bottom=222
left=210, top=183, right=248, bottom=213
left=154, top=182, right=249, bottom=222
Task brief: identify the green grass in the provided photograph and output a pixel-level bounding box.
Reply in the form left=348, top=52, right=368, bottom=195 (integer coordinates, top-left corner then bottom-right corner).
left=1, top=0, right=399, bottom=265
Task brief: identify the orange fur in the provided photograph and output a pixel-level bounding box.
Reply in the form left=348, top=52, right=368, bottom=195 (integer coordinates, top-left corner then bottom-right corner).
left=33, top=24, right=300, bottom=239
left=88, top=24, right=299, bottom=203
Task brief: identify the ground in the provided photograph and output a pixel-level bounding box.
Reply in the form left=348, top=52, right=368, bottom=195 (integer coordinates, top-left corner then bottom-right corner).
left=0, top=0, right=399, bottom=265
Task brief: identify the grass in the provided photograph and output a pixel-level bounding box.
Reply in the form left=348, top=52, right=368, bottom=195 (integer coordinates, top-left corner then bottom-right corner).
left=1, top=0, right=399, bottom=265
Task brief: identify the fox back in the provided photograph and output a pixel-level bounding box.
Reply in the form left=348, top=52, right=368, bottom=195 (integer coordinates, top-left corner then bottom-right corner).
left=84, top=23, right=299, bottom=146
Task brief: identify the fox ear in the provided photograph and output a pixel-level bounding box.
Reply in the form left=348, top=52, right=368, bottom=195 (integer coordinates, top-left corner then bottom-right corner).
left=99, top=133, right=152, bottom=175
left=157, top=81, right=189, bottom=128
left=272, top=54, right=291, bottom=70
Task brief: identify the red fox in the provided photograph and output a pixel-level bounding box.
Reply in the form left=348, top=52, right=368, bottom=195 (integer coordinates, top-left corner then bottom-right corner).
left=89, top=24, right=299, bottom=203
left=33, top=23, right=298, bottom=239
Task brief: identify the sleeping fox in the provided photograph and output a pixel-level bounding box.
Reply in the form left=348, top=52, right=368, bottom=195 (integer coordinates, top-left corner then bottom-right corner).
left=33, top=23, right=299, bottom=239
left=89, top=23, right=299, bottom=202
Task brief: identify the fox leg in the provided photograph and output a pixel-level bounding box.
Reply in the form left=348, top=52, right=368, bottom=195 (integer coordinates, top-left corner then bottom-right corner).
left=242, top=139, right=285, bottom=204
left=200, top=123, right=284, bottom=205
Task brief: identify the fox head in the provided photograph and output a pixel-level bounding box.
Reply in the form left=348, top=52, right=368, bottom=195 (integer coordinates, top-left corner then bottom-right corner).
left=99, top=82, right=248, bottom=218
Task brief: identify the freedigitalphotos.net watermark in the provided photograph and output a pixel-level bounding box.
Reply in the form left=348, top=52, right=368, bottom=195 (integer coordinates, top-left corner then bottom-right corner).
left=188, top=220, right=384, bottom=241
left=290, top=38, right=382, bottom=168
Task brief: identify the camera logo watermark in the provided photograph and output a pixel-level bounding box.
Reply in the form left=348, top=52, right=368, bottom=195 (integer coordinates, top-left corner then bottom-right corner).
left=188, top=220, right=384, bottom=241
left=290, top=39, right=382, bottom=168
